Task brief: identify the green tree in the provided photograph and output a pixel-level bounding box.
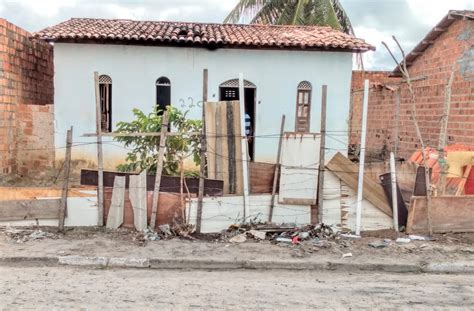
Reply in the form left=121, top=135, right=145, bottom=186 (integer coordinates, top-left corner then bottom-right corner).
left=224, top=0, right=353, bottom=34
left=114, top=106, right=201, bottom=176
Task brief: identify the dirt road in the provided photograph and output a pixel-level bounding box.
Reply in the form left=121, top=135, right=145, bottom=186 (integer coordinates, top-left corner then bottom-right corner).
left=0, top=267, right=473, bottom=309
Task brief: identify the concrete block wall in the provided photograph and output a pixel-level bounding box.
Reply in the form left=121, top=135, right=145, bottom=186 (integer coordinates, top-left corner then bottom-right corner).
left=350, top=19, right=474, bottom=160
left=0, top=19, right=54, bottom=176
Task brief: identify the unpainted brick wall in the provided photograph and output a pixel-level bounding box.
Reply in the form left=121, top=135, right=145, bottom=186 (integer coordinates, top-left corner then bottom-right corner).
left=0, top=19, right=54, bottom=176
left=350, top=19, right=474, bottom=161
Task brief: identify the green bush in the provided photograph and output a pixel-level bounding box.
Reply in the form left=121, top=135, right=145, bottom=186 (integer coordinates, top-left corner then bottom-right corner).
left=114, top=106, right=202, bottom=176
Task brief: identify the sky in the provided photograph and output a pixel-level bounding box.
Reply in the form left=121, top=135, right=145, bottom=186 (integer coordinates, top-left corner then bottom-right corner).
left=0, top=0, right=473, bottom=70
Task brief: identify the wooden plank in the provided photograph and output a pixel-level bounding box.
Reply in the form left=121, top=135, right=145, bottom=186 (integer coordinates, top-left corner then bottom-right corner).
left=196, top=68, right=208, bottom=233
left=407, top=196, right=474, bottom=233
left=250, top=162, right=277, bottom=194
left=80, top=170, right=224, bottom=196
left=227, top=101, right=236, bottom=194
left=106, top=176, right=125, bottom=229
left=150, top=111, right=169, bottom=229
left=129, top=170, right=147, bottom=231
left=215, top=103, right=224, bottom=189
left=232, top=100, right=244, bottom=195
left=269, top=115, right=285, bottom=221
left=326, top=152, right=392, bottom=217
left=219, top=102, right=230, bottom=194
left=94, top=71, right=104, bottom=227
left=0, top=199, right=61, bottom=221
left=205, top=102, right=217, bottom=180
left=82, top=132, right=199, bottom=137
left=59, top=126, right=73, bottom=232
left=238, top=74, right=250, bottom=219
left=317, top=85, right=327, bottom=223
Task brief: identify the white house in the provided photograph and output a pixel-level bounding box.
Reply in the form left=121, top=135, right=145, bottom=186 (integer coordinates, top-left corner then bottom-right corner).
left=35, top=18, right=373, bottom=168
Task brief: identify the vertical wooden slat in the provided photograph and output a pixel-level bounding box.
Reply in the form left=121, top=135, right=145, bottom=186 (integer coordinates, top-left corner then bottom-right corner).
left=219, top=103, right=230, bottom=194
left=317, top=85, right=327, bottom=223
left=227, top=101, right=236, bottom=194
left=150, top=111, right=169, bottom=229
left=106, top=176, right=126, bottom=229
left=58, top=126, right=73, bottom=232
left=269, top=115, right=285, bottom=222
left=205, top=102, right=216, bottom=180
left=130, top=170, right=147, bottom=231
left=196, top=68, right=208, bottom=233
left=232, top=100, right=244, bottom=195
left=94, top=72, right=105, bottom=226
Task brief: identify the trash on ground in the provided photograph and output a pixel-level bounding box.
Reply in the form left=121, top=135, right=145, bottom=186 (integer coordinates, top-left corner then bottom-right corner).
left=396, top=238, right=411, bottom=244
left=342, top=252, right=353, bottom=258
left=369, top=240, right=390, bottom=248
left=229, top=233, right=247, bottom=243
left=340, top=233, right=361, bottom=240
left=248, top=230, right=266, bottom=240
left=409, top=235, right=434, bottom=241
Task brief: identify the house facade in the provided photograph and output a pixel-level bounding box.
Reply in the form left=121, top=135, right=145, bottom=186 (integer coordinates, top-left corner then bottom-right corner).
left=36, top=18, right=373, bottom=168
left=349, top=10, right=474, bottom=161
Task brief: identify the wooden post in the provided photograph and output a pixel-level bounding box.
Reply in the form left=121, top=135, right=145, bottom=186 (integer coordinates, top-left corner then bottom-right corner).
left=196, top=68, right=208, bottom=233
left=239, top=73, right=250, bottom=221
left=58, top=126, right=73, bottom=232
left=317, top=85, right=328, bottom=224
left=394, top=88, right=401, bottom=157
left=94, top=72, right=105, bottom=226
left=269, top=115, right=285, bottom=222
left=390, top=152, right=399, bottom=232
left=356, top=79, right=370, bottom=236
left=150, top=111, right=169, bottom=230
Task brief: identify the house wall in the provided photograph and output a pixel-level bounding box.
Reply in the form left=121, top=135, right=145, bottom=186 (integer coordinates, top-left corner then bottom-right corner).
left=53, top=43, right=353, bottom=168
left=0, top=19, right=54, bottom=176
left=350, top=19, right=474, bottom=161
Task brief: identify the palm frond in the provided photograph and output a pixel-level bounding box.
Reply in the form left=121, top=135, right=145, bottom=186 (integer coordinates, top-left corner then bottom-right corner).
left=331, top=0, right=354, bottom=34
left=224, top=0, right=270, bottom=24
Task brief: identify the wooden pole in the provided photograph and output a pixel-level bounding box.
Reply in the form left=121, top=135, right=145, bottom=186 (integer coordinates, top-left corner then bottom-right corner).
left=269, top=115, right=285, bottom=222
left=239, top=73, right=250, bottom=221
left=390, top=152, right=399, bottom=232
left=317, top=85, right=328, bottom=224
left=94, top=72, right=105, bottom=227
left=196, top=68, right=208, bottom=233
left=438, top=68, right=455, bottom=195
left=58, top=126, right=73, bottom=232
left=394, top=88, right=401, bottom=157
left=150, top=111, right=169, bottom=230
left=356, top=79, right=370, bottom=236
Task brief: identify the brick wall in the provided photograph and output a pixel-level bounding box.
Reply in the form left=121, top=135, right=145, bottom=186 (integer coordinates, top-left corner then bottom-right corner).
left=350, top=19, right=474, bottom=160
left=0, top=19, right=54, bottom=176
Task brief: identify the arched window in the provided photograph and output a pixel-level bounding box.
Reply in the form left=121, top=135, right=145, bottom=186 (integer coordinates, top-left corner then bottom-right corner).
left=156, top=77, right=171, bottom=113
left=295, top=81, right=312, bottom=132
left=99, top=74, right=112, bottom=132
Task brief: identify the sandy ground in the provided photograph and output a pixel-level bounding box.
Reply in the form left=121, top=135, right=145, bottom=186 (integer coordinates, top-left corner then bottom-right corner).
left=0, top=267, right=473, bottom=309
left=0, top=227, right=473, bottom=265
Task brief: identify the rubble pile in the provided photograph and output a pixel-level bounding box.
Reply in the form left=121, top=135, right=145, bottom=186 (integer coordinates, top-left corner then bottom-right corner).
left=1, top=227, right=60, bottom=244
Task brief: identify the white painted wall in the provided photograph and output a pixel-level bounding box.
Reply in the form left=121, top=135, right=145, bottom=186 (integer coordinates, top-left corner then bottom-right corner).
left=53, top=43, right=353, bottom=168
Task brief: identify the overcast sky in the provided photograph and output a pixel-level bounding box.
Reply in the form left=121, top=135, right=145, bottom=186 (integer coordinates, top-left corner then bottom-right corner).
left=0, top=0, right=473, bottom=70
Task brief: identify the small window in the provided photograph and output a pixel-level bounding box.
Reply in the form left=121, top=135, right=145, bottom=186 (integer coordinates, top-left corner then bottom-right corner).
left=295, top=81, right=312, bottom=132
left=99, top=75, right=112, bottom=132
left=156, top=77, right=171, bottom=113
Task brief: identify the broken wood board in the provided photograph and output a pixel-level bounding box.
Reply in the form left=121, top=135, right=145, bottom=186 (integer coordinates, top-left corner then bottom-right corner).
left=326, top=152, right=392, bottom=217
left=104, top=190, right=188, bottom=230
left=129, top=170, right=147, bottom=231
left=187, top=195, right=310, bottom=233
left=106, top=176, right=125, bottom=229
left=407, top=196, right=474, bottom=234
left=80, top=169, right=224, bottom=196
left=204, top=101, right=243, bottom=194
left=279, top=133, right=320, bottom=205
left=0, top=199, right=60, bottom=221
left=321, top=171, right=392, bottom=232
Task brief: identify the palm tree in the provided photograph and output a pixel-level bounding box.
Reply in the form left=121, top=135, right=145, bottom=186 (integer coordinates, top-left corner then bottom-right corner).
left=224, top=0, right=353, bottom=34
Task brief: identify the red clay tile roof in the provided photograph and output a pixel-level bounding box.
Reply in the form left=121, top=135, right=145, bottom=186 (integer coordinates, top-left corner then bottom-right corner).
left=34, top=18, right=374, bottom=52
left=392, top=10, right=474, bottom=76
